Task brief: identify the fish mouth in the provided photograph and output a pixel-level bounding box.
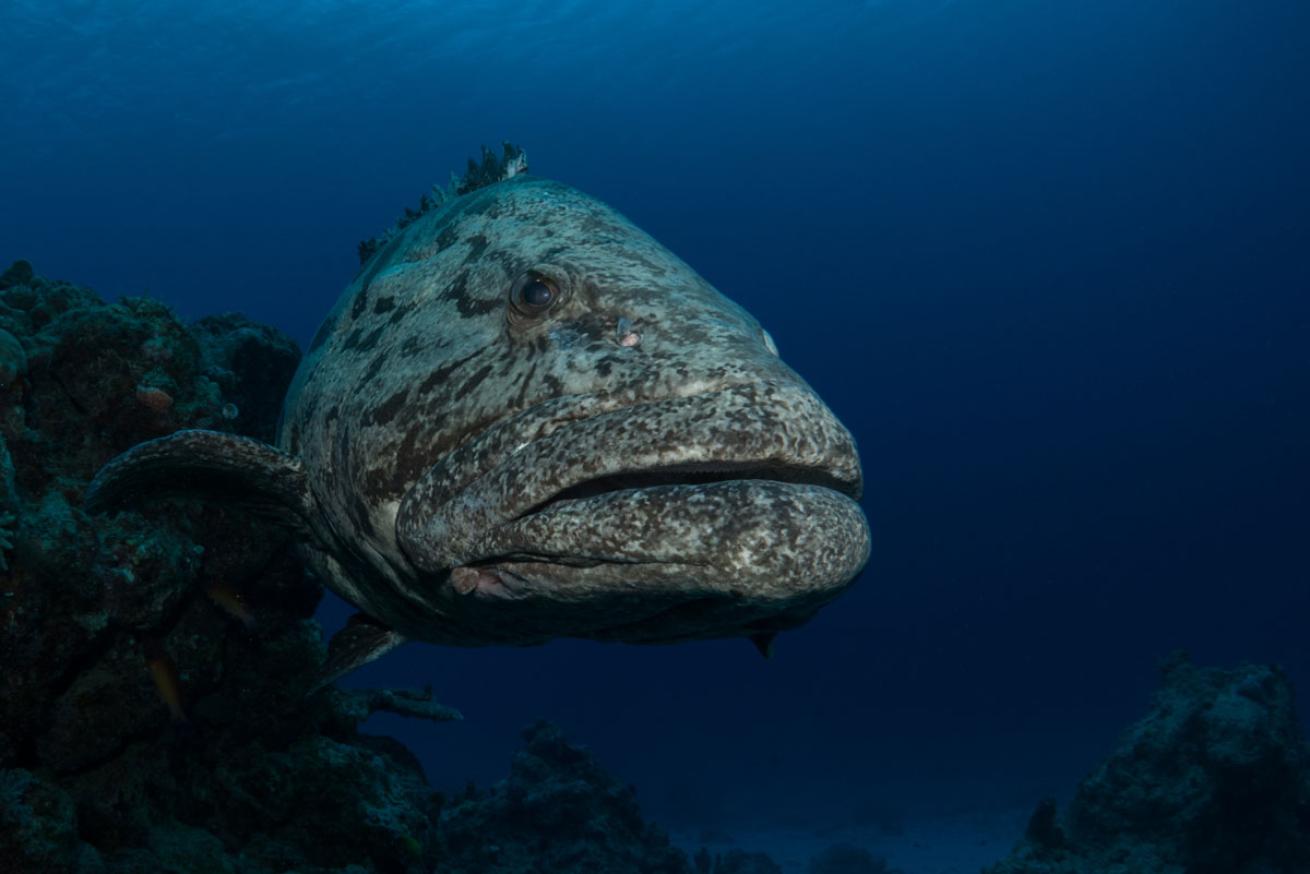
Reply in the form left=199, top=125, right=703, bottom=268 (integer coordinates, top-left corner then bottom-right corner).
left=396, top=382, right=869, bottom=644
left=515, top=459, right=858, bottom=521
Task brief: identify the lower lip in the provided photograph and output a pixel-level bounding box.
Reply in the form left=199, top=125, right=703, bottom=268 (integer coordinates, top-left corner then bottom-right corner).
left=468, top=479, right=870, bottom=592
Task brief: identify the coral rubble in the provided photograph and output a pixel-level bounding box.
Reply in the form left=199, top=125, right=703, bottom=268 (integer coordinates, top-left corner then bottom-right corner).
left=987, top=652, right=1310, bottom=874
left=0, top=262, right=736, bottom=873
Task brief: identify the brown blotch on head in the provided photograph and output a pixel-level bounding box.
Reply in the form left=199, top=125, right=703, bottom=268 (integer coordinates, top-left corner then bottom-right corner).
left=363, top=387, right=410, bottom=427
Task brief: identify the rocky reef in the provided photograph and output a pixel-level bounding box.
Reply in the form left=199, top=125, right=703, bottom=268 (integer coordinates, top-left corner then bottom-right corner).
left=987, top=652, right=1310, bottom=874
left=0, top=260, right=757, bottom=873
left=0, top=258, right=443, bottom=872
left=803, top=845, right=899, bottom=874
left=436, top=720, right=687, bottom=874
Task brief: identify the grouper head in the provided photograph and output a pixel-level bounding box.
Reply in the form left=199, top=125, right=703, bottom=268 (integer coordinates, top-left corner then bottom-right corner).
left=285, top=168, right=870, bottom=649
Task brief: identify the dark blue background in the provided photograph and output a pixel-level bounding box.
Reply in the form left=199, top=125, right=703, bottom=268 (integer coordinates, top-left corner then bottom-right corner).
left=3, top=0, right=1307, bottom=829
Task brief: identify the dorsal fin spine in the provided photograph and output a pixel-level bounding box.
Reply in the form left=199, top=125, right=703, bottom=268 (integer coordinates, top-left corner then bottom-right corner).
left=355, top=142, right=528, bottom=269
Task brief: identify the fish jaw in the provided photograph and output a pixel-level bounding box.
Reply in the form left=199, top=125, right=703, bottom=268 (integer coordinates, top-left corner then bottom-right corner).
left=442, top=479, right=869, bottom=645
left=395, top=381, right=870, bottom=644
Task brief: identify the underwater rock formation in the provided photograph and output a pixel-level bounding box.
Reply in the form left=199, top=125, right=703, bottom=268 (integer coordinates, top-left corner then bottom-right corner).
left=188, top=312, right=300, bottom=443
left=805, top=844, right=900, bottom=874
left=0, top=260, right=443, bottom=872
left=436, top=721, right=689, bottom=873
left=986, top=652, right=1310, bottom=874
left=0, top=261, right=782, bottom=873
left=693, top=848, right=784, bottom=874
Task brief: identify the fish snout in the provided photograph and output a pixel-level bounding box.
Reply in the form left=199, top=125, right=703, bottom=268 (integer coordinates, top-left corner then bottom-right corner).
left=395, top=379, right=869, bottom=644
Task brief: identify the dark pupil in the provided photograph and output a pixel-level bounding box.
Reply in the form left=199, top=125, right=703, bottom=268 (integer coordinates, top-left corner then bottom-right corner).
left=521, top=278, right=554, bottom=308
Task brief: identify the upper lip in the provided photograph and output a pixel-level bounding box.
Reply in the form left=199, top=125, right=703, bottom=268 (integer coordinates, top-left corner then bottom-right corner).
left=397, top=382, right=862, bottom=571
left=515, top=460, right=860, bottom=522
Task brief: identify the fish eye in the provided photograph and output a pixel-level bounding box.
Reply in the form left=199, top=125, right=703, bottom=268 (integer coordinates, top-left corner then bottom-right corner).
left=510, top=272, right=561, bottom=317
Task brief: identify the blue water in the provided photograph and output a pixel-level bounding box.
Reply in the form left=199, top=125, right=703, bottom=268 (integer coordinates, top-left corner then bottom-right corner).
left=4, top=0, right=1308, bottom=848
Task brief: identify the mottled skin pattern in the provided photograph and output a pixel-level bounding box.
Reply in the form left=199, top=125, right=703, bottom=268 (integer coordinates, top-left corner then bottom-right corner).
left=280, top=175, right=870, bottom=647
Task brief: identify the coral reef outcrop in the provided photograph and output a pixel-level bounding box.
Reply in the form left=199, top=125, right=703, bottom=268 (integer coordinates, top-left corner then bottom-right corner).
left=693, top=848, right=784, bottom=874
left=806, top=844, right=900, bottom=874
left=436, top=721, right=689, bottom=874
left=986, top=652, right=1310, bottom=874
left=0, top=260, right=451, bottom=872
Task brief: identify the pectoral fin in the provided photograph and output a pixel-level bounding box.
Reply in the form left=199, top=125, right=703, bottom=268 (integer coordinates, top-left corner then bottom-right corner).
left=85, top=429, right=314, bottom=534
left=749, top=632, right=777, bottom=660
left=309, top=613, right=407, bottom=694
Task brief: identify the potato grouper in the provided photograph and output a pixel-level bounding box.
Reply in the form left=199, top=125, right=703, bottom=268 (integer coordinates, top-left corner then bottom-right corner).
left=87, top=144, right=871, bottom=688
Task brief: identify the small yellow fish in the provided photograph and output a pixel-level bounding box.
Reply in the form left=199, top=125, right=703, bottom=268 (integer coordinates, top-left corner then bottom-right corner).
left=147, top=653, right=188, bottom=724
left=206, top=581, right=256, bottom=630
